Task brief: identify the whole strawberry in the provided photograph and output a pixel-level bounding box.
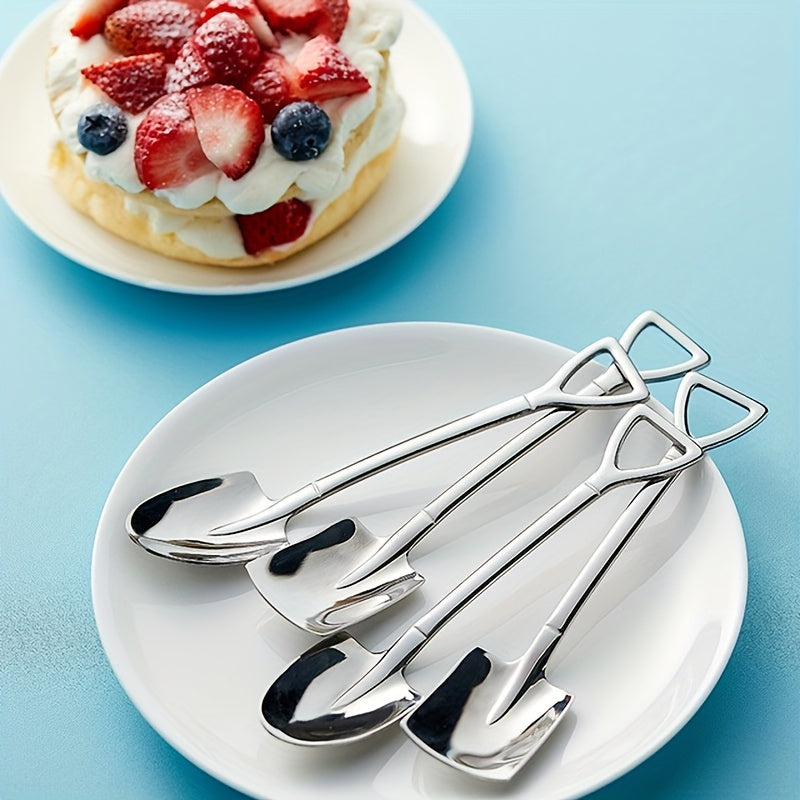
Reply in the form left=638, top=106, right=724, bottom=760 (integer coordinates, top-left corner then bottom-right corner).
left=104, top=1, right=202, bottom=60
left=199, top=0, right=278, bottom=48
left=192, top=12, right=262, bottom=86
left=240, top=52, right=299, bottom=124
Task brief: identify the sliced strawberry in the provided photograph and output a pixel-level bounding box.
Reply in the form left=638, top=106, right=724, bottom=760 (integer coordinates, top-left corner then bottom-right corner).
left=255, top=0, right=322, bottom=36
left=191, top=12, right=262, bottom=85
left=104, top=1, right=201, bottom=60
left=165, top=39, right=215, bottom=92
left=186, top=84, right=265, bottom=180
left=70, top=0, right=129, bottom=40
left=134, top=92, right=216, bottom=189
left=199, top=0, right=278, bottom=48
left=240, top=51, right=298, bottom=123
left=82, top=53, right=168, bottom=114
left=294, top=35, right=369, bottom=102
left=236, top=198, right=311, bottom=253
left=314, top=0, right=349, bottom=41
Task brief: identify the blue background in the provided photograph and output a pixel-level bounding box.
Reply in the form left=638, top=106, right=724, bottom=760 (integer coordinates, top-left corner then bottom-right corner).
left=2, top=1, right=798, bottom=798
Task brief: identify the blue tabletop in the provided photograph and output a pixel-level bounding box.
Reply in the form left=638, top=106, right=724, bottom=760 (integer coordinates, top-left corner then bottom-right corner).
left=2, top=1, right=798, bottom=798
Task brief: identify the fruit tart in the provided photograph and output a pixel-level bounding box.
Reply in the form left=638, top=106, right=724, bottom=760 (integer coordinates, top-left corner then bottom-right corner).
left=46, top=0, right=405, bottom=266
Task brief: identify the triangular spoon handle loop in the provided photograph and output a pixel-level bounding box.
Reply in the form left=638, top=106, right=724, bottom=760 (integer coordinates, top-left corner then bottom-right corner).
left=673, top=371, right=767, bottom=451
left=589, top=404, right=703, bottom=490
left=616, top=310, right=711, bottom=383
left=529, top=337, right=648, bottom=409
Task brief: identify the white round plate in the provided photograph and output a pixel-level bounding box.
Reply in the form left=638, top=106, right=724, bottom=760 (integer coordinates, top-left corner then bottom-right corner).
left=0, top=2, right=472, bottom=294
left=93, top=322, right=747, bottom=800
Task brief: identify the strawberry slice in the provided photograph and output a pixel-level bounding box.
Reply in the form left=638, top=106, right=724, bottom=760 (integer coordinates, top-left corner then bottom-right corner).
left=134, top=92, right=216, bottom=189
left=186, top=84, right=265, bottom=180
left=165, top=39, right=215, bottom=92
left=255, top=0, right=322, bottom=36
left=315, top=0, right=349, bottom=42
left=240, top=51, right=298, bottom=123
left=294, top=35, right=369, bottom=102
left=82, top=53, right=168, bottom=114
left=104, top=1, right=202, bottom=60
left=70, top=0, right=128, bottom=40
left=199, top=0, right=278, bottom=48
left=192, top=12, right=262, bottom=85
left=236, top=198, right=312, bottom=253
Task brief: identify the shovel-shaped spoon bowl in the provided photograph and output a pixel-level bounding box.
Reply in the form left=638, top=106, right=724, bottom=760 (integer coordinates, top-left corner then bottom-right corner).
left=401, top=373, right=767, bottom=781
left=402, top=646, right=573, bottom=779
left=128, top=311, right=708, bottom=564
left=251, top=518, right=425, bottom=633
left=261, top=631, right=423, bottom=744
left=260, top=405, right=703, bottom=745
left=128, top=472, right=288, bottom=554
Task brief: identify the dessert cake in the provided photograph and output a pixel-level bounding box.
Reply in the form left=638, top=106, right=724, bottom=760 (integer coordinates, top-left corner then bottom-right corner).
left=46, top=0, right=405, bottom=266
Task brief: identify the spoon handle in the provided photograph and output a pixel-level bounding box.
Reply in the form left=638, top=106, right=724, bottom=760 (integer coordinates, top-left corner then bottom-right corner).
left=512, top=474, right=677, bottom=695
left=311, top=310, right=710, bottom=509
left=338, top=403, right=583, bottom=587
left=333, top=480, right=605, bottom=708
left=409, top=481, right=602, bottom=641
left=309, top=337, right=646, bottom=505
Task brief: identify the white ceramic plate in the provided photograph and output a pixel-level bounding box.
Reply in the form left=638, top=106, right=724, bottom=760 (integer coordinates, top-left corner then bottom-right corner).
left=0, top=2, right=472, bottom=294
left=92, top=322, right=747, bottom=800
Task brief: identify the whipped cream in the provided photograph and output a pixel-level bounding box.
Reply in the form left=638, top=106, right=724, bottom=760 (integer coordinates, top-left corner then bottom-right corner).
left=47, top=0, right=405, bottom=258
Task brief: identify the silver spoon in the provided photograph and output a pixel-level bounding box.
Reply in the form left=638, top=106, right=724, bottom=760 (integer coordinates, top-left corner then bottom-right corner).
left=259, top=405, right=702, bottom=745
left=400, top=373, right=766, bottom=781
left=128, top=311, right=707, bottom=563
left=129, top=336, right=643, bottom=553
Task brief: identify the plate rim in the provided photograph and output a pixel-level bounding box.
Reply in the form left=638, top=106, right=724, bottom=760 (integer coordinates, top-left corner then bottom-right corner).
left=0, top=0, right=473, bottom=295
left=91, top=320, right=748, bottom=800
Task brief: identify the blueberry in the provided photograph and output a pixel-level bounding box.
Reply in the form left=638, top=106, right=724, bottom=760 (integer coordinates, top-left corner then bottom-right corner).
left=77, top=103, right=128, bottom=156
left=271, top=101, right=332, bottom=161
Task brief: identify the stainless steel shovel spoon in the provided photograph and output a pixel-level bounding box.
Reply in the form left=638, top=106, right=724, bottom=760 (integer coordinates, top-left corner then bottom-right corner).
left=400, top=373, right=767, bottom=782
left=129, top=336, right=644, bottom=555
left=128, top=311, right=707, bottom=564
left=259, top=404, right=703, bottom=745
